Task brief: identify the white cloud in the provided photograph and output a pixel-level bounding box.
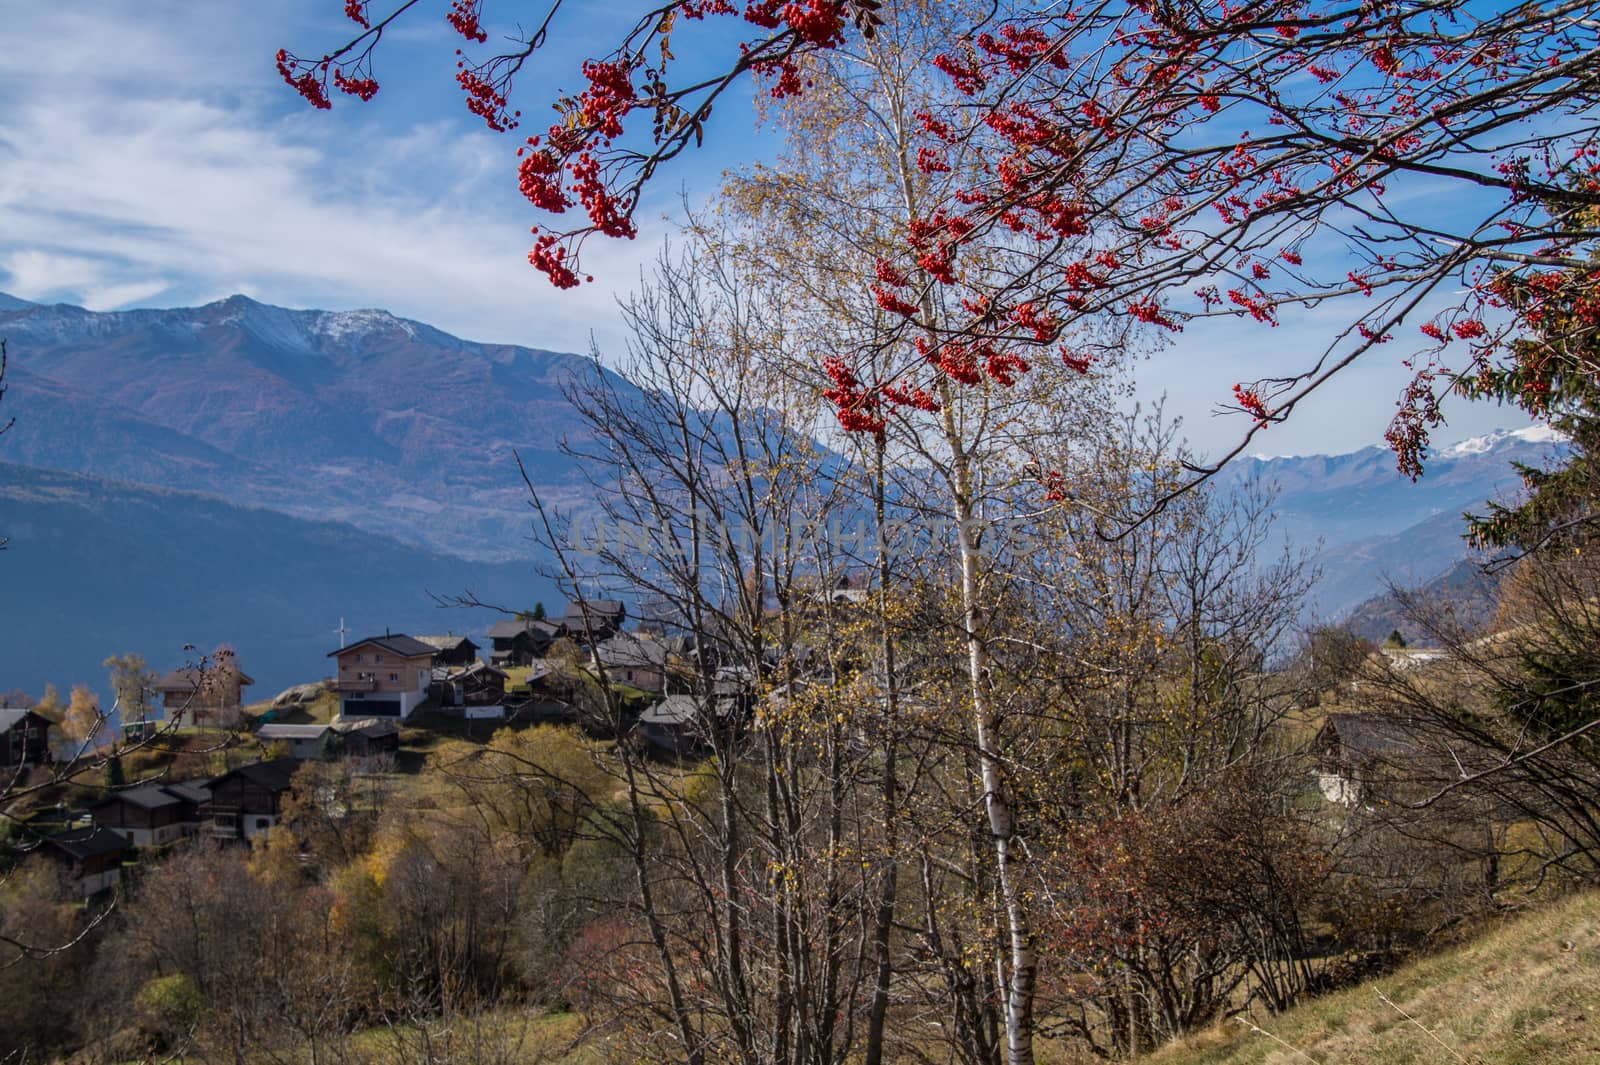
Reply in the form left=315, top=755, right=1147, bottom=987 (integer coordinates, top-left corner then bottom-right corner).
left=0, top=2, right=652, bottom=355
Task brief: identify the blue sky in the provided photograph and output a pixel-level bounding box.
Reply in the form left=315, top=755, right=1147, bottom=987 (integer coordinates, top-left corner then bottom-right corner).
left=0, top=1, right=1530, bottom=459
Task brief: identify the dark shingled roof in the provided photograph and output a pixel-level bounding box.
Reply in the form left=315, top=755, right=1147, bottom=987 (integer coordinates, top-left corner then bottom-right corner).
left=210, top=758, right=301, bottom=793
left=164, top=781, right=214, bottom=804
left=328, top=634, right=439, bottom=659
left=93, top=786, right=186, bottom=812
left=562, top=600, right=626, bottom=626
left=1317, top=713, right=1429, bottom=759
left=43, top=826, right=129, bottom=861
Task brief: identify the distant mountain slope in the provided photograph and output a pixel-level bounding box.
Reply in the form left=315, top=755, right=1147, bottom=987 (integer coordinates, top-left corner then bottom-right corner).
left=1216, top=426, right=1564, bottom=621
left=0, top=290, right=1562, bottom=678
left=0, top=293, right=627, bottom=560
left=1340, top=555, right=1505, bottom=644
left=0, top=462, right=556, bottom=699
left=1219, top=426, right=1565, bottom=549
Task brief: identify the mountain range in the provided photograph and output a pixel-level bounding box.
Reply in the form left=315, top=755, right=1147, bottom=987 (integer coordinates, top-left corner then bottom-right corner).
left=0, top=292, right=1567, bottom=698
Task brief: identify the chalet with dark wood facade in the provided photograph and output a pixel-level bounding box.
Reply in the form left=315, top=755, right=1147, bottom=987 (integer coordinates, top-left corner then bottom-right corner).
left=1314, top=712, right=1429, bottom=806
left=92, top=782, right=210, bottom=847
left=439, top=662, right=508, bottom=708
left=39, top=826, right=129, bottom=896
left=201, top=758, right=299, bottom=841
left=562, top=600, right=627, bottom=644
left=487, top=619, right=563, bottom=667
left=0, top=707, right=52, bottom=768
left=329, top=717, right=401, bottom=764
left=416, top=634, right=480, bottom=668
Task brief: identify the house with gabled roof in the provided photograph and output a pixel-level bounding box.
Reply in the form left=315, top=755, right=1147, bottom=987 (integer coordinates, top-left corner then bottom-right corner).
left=637, top=693, right=741, bottom=757
left=0, top=706, right=52, bottom=768
left=487, top=618, right=564, bottom=667
left=155, top=655, right=255, bottom=726
left=562, top=599, right=627, bottom=643
left=594, top=633, right=672, bottom=694
left=329, top=717, right=401, bottom=765
left=38, top=826, right=129, bottom=896
left=92, top=782, right=211, bottom=847
left=1314, top=712, right=1433, bottom=806
left=415, top=633, right=480, bottom=668
left=255, top=722, right=335, bottom=760
left=200, top=758, right=300, bottom=841
left=328, top=633, right=437, bottom=720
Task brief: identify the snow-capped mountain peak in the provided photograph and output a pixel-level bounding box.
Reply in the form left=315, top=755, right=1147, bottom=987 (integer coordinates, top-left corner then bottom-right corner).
left=1436, top=424, right=1567, bottom=459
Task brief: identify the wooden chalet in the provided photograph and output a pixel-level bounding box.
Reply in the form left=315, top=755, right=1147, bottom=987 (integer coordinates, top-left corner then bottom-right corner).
left=92, top=782, right=210, bottom=847
left=328, top=717, right=401, bottom=765
left=487, top=619, right=563, bottom=667
left=38, top=826, right=129, bottom=897
left=1314, top=712, right=1430, bottom=806
left=637, top=693, right=740, bottom=757
left=0, top=706, right=52, bottom=768
left=439, top=662, right=508, bottom=708
left=256, top=723, right=335, bottom=760
left=155, top=657, right=255, bottom=726
left=562, top=600, right=627, bottom=643
left=201, top=759, right=299, bottom=841
left=416, top=633, right=481, bottom=668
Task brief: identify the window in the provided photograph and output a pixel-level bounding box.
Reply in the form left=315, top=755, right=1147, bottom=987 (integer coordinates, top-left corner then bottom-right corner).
left=389, top=673, right=399, bottom=682
left=354, top=653, right=363, bottom=663
left=376, top=654, right=385, bottom=663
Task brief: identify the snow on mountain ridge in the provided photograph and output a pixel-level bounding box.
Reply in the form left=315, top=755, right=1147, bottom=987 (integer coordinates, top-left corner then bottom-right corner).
left=1437, top=424, right=1567, bottom=458
left=210, top=296, right=422, bottom=351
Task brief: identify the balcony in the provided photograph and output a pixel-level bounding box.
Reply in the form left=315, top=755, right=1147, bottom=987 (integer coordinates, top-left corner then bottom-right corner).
left=332, top=677, right=377, bottom=693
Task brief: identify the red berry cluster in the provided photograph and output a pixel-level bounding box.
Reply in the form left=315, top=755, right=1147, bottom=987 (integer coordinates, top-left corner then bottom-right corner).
left=447, top=0, right=488, bottom=43
left=275, top=49, right=332, bottom=110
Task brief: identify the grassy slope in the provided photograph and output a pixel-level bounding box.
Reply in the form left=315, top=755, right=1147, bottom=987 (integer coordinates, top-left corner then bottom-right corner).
left=1146, top=892, right=1600, bottom=1065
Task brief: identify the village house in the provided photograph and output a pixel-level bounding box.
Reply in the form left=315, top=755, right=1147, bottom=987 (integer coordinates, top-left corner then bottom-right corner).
left=594, top=633, right=672, bottom=694
left=200, top=758, right=299, bottom=841
left=437, top=662, right=509, bottom=715
left=416, top=633, right=481, bottom=668
left=0, top=706, right=52, bottom=768
left=154, top=654, right=255, bottom=726
left=38, top=826, right=129, bottom=897
left=92, top=782, right=210, bottom=847
left=328, top=633, right=438, bottom=720
left=328, top=717, right=401, bottom=765
left=487, top=618, right=564, bottom=667
left=637, top=693, right=741, bottom=757
left=561, top=599, right=627, bottom=644
left=1313, top=712, right=1432, bottom=806
left=255, top=722, right=335, bottom=760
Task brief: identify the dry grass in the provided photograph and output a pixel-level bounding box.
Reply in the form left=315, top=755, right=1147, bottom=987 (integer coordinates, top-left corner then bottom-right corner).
left=1139, top=891, right=1600, bottom=1065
